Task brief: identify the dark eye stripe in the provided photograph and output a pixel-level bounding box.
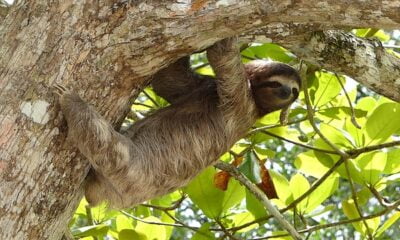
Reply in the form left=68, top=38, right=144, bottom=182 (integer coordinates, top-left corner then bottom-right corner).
left=292, top=88, right=299, bottom=98
left=255, top=81, right=282, bottom=89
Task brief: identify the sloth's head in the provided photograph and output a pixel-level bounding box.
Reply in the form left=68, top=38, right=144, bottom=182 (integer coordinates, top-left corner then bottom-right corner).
left=245, top=60, right=301, bottom=117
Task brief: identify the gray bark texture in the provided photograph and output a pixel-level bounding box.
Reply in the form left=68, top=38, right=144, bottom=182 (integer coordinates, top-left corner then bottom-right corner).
left=0, top=0, right=399, bottom=239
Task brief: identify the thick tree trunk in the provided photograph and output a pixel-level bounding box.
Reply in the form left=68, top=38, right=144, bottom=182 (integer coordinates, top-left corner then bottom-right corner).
left=0, top=1, right=399, bottom=239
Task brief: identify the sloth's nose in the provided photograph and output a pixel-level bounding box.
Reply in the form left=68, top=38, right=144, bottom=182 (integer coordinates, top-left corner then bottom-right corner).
left=278, top=86, right=292, bottom=99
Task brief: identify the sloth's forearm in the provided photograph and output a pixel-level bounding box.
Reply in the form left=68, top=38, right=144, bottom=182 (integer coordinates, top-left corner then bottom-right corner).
left=59, top=93, right=132, bottom=176
left=206, top=38, right=256, bottom=134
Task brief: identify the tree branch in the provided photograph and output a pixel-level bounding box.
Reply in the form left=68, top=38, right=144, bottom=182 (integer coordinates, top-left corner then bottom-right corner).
left=246, top=26, right=400, bottom=102
left=253, top=198, right=400, bottom=239
left=215, top=161, right=303, bottom=240
left=296, top=31, right=400, bottom=102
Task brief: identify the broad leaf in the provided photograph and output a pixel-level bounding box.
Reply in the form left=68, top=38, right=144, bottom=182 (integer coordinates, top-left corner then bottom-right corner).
left=135, top=216, right=167, bottom=240
left=269, top=170, right=292, bottom=205
left=289, top=174, right=310, bottom=213
left=72, top=224, right=109, bottom=238
left=185, top=167, right=224, bottom=218
left=384, top=148, right=400, bottom=174
left=246, top=189, right=266, bottom=219
left=357, top=151, right=387, bottom=185
left=229, top=212, right=257, bottom=233
left=364, top=102, right=400, bottom=145
left=294, top=151, right=332, bottom=178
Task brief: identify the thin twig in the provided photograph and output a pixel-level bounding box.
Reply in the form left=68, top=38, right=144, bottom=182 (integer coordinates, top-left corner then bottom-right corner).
left=248, top=117, right=308, bottom=135
left=335, top=73, right=361, bottom=129
left=260, top=130, right=338, bottom=154
left=163, top=210, right=206, bottom=234
left=141, top=194, right=186, bottom=211
left=301, top=71, right=349, bottom=158
left=85, top=206, right=99, bottom=240
left=344, top=158, right=373, bottom=239
left=121, top=210, right=192, bottom=229
left=216, top=219, right=240, bottom=240
left=133, top=102, right=155, bottom=109
left=142, top=89, right=160, bottom=107
left=348, top=140, right=400, bottom=157
left=369, top=187, right=397, bottom=209
left=280, top=156, right=345, bottom=212
left=215, top=161, right=303, bottom=240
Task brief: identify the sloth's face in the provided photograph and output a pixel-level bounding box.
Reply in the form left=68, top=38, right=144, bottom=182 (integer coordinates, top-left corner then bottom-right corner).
left=245, top=60, right=301, bottom=116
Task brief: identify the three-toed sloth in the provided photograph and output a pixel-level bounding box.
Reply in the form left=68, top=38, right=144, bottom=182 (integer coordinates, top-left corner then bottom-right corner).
left=55, top=38, right=300, bottom=208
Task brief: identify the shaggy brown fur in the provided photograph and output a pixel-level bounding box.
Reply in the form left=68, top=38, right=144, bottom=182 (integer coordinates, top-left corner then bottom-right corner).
left=55, top=38, right=300, bottom=208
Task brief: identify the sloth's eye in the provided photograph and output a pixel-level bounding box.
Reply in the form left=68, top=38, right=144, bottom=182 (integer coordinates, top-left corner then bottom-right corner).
left=266, top=81, right=282, bottom=88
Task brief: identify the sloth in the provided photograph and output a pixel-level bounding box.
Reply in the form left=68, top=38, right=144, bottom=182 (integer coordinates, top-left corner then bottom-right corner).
left=55, top=38, right=300, bottom=208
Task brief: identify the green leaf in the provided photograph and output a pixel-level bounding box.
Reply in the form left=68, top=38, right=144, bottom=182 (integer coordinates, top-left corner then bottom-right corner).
left=269, top=170, right=292, bottom=205
left=71, top=224, right=109, bottom=238
left=318, top=107, right=367, bottom=120
left=375, top=212, right=400, bottom=237
left=342, top=199, right=380, bottom=236
left=307, top=204, right=335, bottom=218
left=144, top=88, right=169, bottom=107
left=354, top=29, right=370, bottom=37
left=249, top=131, right=272, bottom=144
left=305, top=175, right=339, bottom=213
left=355, top=96, right=377, bottom=113
left=115, top=215, right=134, bottom=232
left=336, top=158, right=364, bottom=185
left=75, top=198, right=89, bottom=216
left=196, top=65, right=215, bottom=76
left=229, top=212, right=257, bottom=233
left=192, top=223, right=215, bottom=240
left=289, top=174, right=310, bottom=212
left=246, top=189, right=266, bottom=219
left=254, top=146, right=275, bottom=159
left=185, top=167, right=224, bottom=218
left=255, top=111, right=280, bottom=126
left=242, top=43, right=294, bottom=63
left=269, top=231, right=293, bottom=240
left=294, top=151, right=332, bottom=178
left=314, top=123, right=355, bottom=150
left=357, top=152, right=387, bottom=185
left=160, top=211, right=176, bottom=240
left=89, top=202, right=110, bottom=222
left=364, top=102, right=400, bottom=145
left=221, top=177, right=245, bottom=212
left=384, top=148, right=400, bottom=174
left=119, top=229, right=147, bottom=240
left=373, top=30, right=391, bottom=41
left=345, top=118, right=366, bottom=147
left=135, top=216, right=166, bottom=240
left=310, top=71, right=342, bottom=107
left=133, top=205, right=151, bottom=219
left=238, top=152, right=262, bottom=183
left=150, top=191, right=182, bottom=208
left=342, top=199, right=363, bottom=233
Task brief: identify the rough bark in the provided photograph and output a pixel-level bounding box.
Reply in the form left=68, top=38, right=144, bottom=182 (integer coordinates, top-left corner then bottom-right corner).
left=246, top=28, right=400, bottom=101
left=288, top=31, right=400, bottom=101
left=0, top=0, right=399, bottom=239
